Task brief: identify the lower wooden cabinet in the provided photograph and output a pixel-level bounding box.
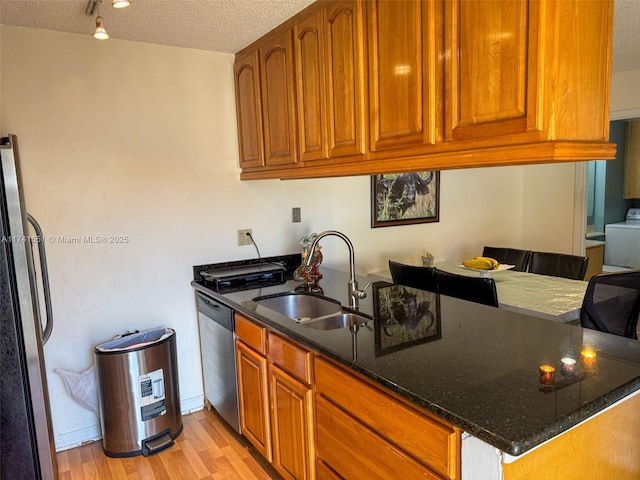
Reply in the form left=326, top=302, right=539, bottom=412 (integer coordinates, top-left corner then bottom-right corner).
left=234, top=313, right=461, bottom=480
left=585, top=242, right=604, bottom=281
left=315, top=356, right=461, bottom=480
left=316, top=395, right=443, bottom=480
left=236, top=339, right=272, bottom=461
left=235, top=314, right=315, bottom=480
left=269, top=364, right=314, bottom=480
left=316, top=460, right=343, bottom=480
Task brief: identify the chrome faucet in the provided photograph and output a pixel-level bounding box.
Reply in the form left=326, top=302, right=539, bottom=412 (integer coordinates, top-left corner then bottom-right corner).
left=305, top=230, right=370, bottom=310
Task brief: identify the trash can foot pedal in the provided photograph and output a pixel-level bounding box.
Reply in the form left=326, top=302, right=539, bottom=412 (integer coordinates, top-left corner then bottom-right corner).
left=142, top=431, right=174, bottom=456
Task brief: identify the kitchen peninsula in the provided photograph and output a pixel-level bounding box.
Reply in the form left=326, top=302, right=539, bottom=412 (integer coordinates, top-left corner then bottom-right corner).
left=192, top=268, right=640, bottom=479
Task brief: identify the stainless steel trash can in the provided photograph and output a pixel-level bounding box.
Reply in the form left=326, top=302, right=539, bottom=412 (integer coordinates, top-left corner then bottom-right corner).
left=95, top=327, right=182, bottom=457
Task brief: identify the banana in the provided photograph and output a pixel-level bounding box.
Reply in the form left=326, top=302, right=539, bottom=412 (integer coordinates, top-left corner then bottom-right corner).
left=463, top=258, right=494, bottom=270
left=462, top=257, right=500, bottom=270
left=474, top=256, right=500, bottom=269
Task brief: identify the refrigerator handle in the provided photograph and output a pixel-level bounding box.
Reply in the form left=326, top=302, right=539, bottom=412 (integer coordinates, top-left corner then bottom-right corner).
left=27, top=214, right=53, bottom=345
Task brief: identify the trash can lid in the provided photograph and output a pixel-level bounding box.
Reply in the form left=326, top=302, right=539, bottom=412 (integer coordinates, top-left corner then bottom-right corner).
left=95, top=327, right=174, bottom=353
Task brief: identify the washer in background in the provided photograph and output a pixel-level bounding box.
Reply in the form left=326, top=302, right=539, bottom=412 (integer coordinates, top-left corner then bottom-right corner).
left=604, top=208, right=640, bottom=270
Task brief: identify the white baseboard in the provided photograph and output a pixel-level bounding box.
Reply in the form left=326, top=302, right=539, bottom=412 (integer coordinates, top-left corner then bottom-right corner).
left=54, top=394, right=205, bottom=452
left=54, top=423, right=102, bottom=452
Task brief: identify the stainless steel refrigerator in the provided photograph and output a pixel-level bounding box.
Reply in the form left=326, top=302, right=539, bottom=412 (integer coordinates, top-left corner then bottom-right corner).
left=0, top=134, right=58, bottom=479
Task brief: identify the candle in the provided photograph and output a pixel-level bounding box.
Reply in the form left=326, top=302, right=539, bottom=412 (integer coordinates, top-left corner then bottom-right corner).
left=561, top=357, right=577, bottom=376
left=539, top=365, right=555, bottom=385
left=581, top=349, right=597, bottom=369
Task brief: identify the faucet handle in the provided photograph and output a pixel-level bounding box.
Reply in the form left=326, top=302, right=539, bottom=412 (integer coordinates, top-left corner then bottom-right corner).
left=354, top=280, right=372, bottom=299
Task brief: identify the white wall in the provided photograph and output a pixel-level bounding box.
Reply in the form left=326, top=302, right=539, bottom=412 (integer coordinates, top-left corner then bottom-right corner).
left=522, top=162, right=585, bottom=254
left=611, top=68, right=640, bottom=120
left=1, top=25, right=576, bottom=450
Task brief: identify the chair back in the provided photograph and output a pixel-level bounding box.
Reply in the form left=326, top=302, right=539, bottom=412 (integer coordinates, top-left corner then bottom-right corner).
left=580, top=270, right=640, bottom=339
left=388, top=260, right=437, bottom=293
left=528, top=251, right=589, bottom=280
left=482, top=246, right=531, bottom=272
left=435, top=269, right=499, bottom=307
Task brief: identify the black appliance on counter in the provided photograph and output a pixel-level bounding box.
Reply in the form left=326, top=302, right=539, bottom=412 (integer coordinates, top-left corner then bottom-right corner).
left=200, top=262, right=286, bottom=293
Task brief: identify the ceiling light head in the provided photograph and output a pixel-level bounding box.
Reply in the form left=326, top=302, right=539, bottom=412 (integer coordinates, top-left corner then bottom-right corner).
left=93, top=16, right=109, bottom=40
left=112, top=0, right=130, bottom=8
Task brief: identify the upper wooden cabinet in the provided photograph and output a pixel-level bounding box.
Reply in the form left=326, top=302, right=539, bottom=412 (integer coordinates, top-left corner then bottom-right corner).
left=367, top=0, right=442, bottom=157
left=323, top=1, right=366, bottom=160
left=234, top=50, right=264, bottom=169
left=445, top=0, right=538, bottom=142
left=294, top=9, right=329, bottom=162
left=260, top=30, right=299, bottom=167
left=235, top=0, right=615, bottom=180
left=444, top=0, right=613, bottom=148
left=293, top=0, right=366, bottom=164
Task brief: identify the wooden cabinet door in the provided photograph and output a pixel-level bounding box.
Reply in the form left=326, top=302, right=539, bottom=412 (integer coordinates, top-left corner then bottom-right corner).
left=325, top=0, right=366, bottom=159
left=295, top=9, right=329, bottom=162
left=234, top=50, right=264, bottom=169
left=444, top=0, right=542, bottom=142
left=236, top=340, right=272, bottom=461
left=269, top=365, right=314, bottom=480
left=294, top=1, right=366, bottom=163
left=367, top=0, right=441, bottom=156
left=260, top=30, right=299, bottom=167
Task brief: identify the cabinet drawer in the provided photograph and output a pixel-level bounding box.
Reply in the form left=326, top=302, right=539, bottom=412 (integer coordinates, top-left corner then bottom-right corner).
left=235, top=313, right=267, bottom=354
left=316, top=357, right=460, bottom=479
left=316, top=460, right=342, bottom=480
left=268, top=333, right=313, bottom=384
left=316, top=395, right=442, bottom=480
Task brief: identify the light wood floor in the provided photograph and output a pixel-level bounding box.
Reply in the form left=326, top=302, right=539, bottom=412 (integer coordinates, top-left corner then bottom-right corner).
left=57, top=409, right=281, bottom=480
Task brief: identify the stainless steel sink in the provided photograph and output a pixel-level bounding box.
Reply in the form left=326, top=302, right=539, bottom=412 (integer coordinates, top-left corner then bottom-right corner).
left=252, top=292, right=371, bottom=330
left=302, top=312, right=370, bottom=330
left=253, top=292, right=342, bottom=321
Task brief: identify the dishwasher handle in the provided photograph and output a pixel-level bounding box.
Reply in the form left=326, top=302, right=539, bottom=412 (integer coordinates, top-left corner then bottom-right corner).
left=196, top=292, right=233, bottom=331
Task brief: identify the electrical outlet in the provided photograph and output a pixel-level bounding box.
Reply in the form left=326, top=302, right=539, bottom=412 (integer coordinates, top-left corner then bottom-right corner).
left=237, top=229, right=252, bottom=246
left=292, top=207, right=301, bottom=223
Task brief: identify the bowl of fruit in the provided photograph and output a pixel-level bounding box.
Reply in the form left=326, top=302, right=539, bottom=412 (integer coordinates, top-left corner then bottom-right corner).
left=459, top=257, right=515, bottom=277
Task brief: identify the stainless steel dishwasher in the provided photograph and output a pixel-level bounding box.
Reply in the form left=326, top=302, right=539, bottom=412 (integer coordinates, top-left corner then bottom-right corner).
left=196, top=291, right=241, bottom=433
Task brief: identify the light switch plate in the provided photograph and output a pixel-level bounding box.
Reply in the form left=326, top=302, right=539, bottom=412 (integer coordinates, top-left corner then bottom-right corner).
left=292, top=207, right=301, bottom=223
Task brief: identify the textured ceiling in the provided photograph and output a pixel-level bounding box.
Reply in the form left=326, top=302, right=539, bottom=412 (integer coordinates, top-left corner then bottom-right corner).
left=0, top=0, right=316, bottom=54
left=0, top=0, right=638, bottom=72
left=612, top=0, right=640, bottom=73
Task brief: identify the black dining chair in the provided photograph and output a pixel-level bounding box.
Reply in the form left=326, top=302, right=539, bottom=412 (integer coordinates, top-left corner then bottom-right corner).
left=528, top=251, right=589, bottom=281
left=482, top=246, right=532, bottom=272
left=434, top=269, right=499, bottom=307
left=580, top=270, right=640, bottom=339
left=388, top=260, right=438, bottom=293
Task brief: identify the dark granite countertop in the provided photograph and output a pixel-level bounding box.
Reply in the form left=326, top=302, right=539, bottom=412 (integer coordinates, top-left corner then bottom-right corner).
left=191, top=267, right=640, bottom=457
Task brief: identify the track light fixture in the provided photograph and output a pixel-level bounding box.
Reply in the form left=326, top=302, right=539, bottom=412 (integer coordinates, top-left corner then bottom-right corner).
left=112, top=0, right=131, bottom=8
left=93, top=15, right=109, bottom=40
left=86, top=0, right=131, bottom=40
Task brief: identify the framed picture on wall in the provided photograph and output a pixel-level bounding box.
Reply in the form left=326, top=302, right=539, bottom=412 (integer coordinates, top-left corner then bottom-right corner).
left=371, top=171, right=440, bottom=228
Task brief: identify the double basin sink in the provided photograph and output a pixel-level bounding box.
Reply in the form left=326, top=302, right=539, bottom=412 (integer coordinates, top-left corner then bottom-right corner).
left=253, top=292, right=371, bottom=330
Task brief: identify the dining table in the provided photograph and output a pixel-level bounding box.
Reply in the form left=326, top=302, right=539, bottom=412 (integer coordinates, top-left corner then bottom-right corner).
left=368, top=262, right=588, bottom=323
